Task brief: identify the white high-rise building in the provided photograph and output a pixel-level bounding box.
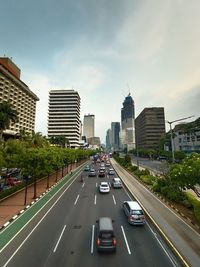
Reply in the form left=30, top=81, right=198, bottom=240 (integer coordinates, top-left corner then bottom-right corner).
left=48, top=89, right=81, bottom=148
left=83, top=114, right=95, bottom=140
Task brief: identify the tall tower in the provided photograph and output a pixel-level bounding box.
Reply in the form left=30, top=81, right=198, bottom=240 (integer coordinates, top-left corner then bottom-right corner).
left=111, top=122, right=120, bottom=151
left=48, top=89, right=81, bottom=148
left=83, top=114, right=95, bottom=140
left=121, top=93, right=135, bottom=151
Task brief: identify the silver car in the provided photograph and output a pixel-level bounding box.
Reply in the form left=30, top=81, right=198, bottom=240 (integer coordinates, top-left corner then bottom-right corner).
left=112, top=178, right=122, bottom=188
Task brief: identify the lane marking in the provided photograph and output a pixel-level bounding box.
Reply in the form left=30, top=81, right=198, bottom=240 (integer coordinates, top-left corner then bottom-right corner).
left=147, top=223, right=178, bottom=267
left=82, top=182, right=85, bottom=188
left=96, top=183, right=97, bottom=187
left=74, top=194, right=80, bottom=205
left=91, top=225, right=95, bottom=254
left=112, top=195, right=116, bottom=205
left=124, top=187, right=132, bottom=200
left=121, top=225, right=131, bottom=254
left=94, top=194, right=97, bottom=205
left=1, top=172, right=80, bottom=266
left=53, top=225, right=66, bottom=253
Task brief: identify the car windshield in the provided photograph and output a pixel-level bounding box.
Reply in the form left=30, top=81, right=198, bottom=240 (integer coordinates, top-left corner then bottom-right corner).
left=101, top=184, right=108, bottom=187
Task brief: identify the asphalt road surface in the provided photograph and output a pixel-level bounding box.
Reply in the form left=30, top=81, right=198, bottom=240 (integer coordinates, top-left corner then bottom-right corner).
left=0, top=162, right=183, bottom=267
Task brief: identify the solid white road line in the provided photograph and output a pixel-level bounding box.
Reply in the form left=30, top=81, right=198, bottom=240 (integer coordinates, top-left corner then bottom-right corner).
left=91, top=225, right=95, bottom=254
left=147, top=223, right=178, bottom=267
left=112, top=195, right=116, bottom=205
left=94, top=194, right=97, bottom=205
left=1, top=173, right=79, bottom=266
left=53, top=225, right=66, bottom=253
left=74, top=194, right=80, bottom=205
left=121, top=225, right=131, bottom=255
left=124, top=187, right=132, bottom=200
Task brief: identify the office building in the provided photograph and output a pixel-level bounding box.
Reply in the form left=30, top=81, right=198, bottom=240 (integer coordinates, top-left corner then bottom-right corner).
left=121, top=93, right=136, bottom=151
left=0, top=57, right=39, bottom=137
left=83, top=114, right=95, bottom=140
left=111, top=122, right=120, bottom=151
left=106, top=128, right=112, bottom=149
left=135, top=107, right=165, bottom=150
left=48, top=89, right=81, bottom=148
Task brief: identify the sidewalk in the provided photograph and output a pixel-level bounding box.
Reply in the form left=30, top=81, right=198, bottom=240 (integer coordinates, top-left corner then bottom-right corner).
left=0, top=162, right=80, bottom=228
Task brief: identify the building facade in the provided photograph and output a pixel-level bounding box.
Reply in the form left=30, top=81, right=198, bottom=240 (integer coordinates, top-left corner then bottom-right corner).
left=173, top=119, right=200, bottom=153
left=47, top=89, right=81, bottom=148
left=135, top=107, right=166, bottom=150
left=83, top=114, right=95, bottom=140
left=121, top=93, right=135, bottom=151
left=0, top=57, right=39, bottom=136
left=111, top=122, right=120, bottom=151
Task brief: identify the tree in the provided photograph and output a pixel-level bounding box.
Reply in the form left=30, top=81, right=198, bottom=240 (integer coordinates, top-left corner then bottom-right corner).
left=0, top=101, right=18, bottom=140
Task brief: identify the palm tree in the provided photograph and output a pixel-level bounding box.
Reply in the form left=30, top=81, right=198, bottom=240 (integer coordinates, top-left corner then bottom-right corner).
left=0, top=101, right=18, bottom=140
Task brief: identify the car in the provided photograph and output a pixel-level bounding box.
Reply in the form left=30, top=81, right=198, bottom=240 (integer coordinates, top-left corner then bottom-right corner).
left=6, top=177, right=23, bottom=186
left=99, top=182, right=110, bottom=193
left=96, top=217, right=116, bottom=252
left=105, top=161, right=110, bottom=167
left=84, top=165, right=90, bottom=171
left=123, top=201, right=146, bottom=225
left=98, top=169, right=105, bottom=177
left=88, top=169, right=96, bottom=177
left=112, top=177, right=122, bottom=188
left=108, top=168, right=115, bottom=175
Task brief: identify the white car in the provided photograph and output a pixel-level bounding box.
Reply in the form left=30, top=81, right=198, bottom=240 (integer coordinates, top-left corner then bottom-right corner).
left=99, top=182, right=110, bottom=193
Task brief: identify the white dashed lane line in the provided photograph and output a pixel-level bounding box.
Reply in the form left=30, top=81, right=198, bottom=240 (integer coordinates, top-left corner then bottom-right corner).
left=74, top=194, right=80, bottom=205
left=121, top=225, right=131, bottom=255
left=112, top=194, right=116, bottom=205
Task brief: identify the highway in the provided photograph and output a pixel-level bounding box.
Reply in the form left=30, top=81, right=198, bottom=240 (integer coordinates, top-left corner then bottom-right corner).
left=0, top=161, right=183, bottom=267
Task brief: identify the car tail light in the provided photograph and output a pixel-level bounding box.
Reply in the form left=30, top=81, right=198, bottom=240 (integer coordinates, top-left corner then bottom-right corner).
left=113, top=238, right=117, bottom=246
left=97, top=238, right=101, bottom=246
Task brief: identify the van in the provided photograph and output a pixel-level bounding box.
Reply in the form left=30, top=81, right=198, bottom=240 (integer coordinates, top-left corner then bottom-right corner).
left=123, top=201, right=146, bottom=225
left=96, top=217, right=116, bottom=252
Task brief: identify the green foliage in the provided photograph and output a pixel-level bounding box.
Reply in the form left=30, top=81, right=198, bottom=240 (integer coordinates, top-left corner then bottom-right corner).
left=133, top=168, right=150, bottom=178
left=186, top=192, right=200, bottom=223
left=152, top=178, right=167, bottom=192
left=160, top=183, right=185, bottom=202
left=140, top=174, right=157, bottom=185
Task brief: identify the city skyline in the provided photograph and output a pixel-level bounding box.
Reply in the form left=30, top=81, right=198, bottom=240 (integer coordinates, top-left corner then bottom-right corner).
left=1, top=0, right=200, bottom=143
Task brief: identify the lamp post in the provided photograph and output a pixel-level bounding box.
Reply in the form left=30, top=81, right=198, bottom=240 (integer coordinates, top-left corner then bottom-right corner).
left=166, top=115, right=194, bottom=163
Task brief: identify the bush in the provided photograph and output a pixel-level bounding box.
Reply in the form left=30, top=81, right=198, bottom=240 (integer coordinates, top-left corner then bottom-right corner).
left=161, top=184, right=185, bottom=202
left=140, top=174, right=157, bottom=185
left=133, top=168, right=150, bottom=178
left=186, top=192, right=200, bottom=223
left=181, top=199, right=193, bottom=209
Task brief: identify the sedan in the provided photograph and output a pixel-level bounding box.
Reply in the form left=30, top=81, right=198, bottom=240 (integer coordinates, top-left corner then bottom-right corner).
left=112, top=177, right=122, bottom=188
left=108, top=168, right=115, bottom=175
left=99, top=182, right=110, bottom=193
left=88, top=169, right=96, bottom=177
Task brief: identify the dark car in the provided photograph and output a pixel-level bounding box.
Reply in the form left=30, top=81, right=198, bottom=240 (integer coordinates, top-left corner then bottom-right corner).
left=84, top=165, right=90, bottom=171
left=98, top=169, right=105, bottom=177
left=96, top=217, right=116, bottom=252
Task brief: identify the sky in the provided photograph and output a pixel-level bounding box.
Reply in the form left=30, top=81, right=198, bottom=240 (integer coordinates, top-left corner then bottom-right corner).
left=1, top=0, right=200, bottom=143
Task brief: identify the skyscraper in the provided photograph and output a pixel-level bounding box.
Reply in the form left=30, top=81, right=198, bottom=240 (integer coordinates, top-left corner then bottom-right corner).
left=111, top=122, right=120, bottom=151
left=121, top=93, right=135, bottom=151
left=83, top=114, right=95, bottom=140
left=0, top=57, right=39, bottom=137
left=48, top=89, right=81, bottom=148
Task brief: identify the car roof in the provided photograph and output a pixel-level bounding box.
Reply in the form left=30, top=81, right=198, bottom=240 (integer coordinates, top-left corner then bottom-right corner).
left=98, top=217, right=113, bottom=231
left=100, top=182, right=108, bottom=185
left=124, top=201, right=142, bottom=210
left=113, top=177, right=120, bottom=181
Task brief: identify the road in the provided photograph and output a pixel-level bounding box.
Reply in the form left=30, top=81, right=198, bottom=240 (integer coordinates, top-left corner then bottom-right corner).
left=0, top=161, right=183, bottom=267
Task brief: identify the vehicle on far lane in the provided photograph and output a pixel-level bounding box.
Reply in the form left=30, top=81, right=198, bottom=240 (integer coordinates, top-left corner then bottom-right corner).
left=108, top=168, right=115, bottom=175
left=99, top=182, right=110, bottom=193
left=88, top=169, right=96, bottom=177
left=98, top=169, right=105, bottom=177
left=112, top=177, right=122, bottom=188
left=84, top=165, right=90, bottom=171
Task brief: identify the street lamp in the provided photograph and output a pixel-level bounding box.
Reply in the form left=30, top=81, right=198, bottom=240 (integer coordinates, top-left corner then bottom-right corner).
left=166, top=115, right=194, bottom=163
